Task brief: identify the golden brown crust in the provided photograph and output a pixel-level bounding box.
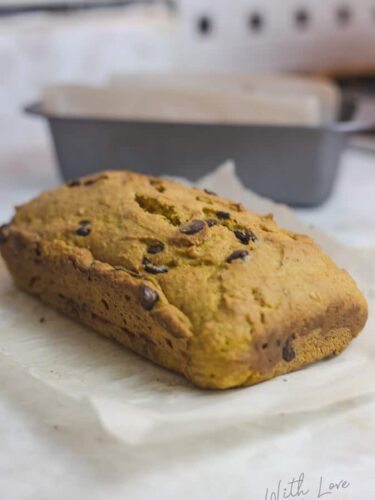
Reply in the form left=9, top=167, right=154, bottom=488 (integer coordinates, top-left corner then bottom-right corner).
left=0, top=170, right=368, bottom=389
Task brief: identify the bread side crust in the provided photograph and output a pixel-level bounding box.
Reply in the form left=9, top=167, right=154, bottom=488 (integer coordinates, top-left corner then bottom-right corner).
left=186, top=277, right=367, bottom=388
left=0, top=228, right=193, bottom=378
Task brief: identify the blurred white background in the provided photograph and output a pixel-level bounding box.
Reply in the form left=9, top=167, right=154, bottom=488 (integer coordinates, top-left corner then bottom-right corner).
left=2, top=0, right=375, bottom=162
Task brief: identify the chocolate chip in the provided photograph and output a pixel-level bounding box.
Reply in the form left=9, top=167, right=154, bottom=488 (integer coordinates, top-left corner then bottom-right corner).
left=234, top=229, right=258, bottom=245
left=206, top=219, right=217, bottom=227
left=226, top=250, right=249, bottom=263
left=216, top=211, right=230, bottom=220
left=204, top=188, right=217, bottom=196
left=81, top=175, right=108, bottom=186
left=84, top=179, right=95, bottom=186
left=248, top=230, right=257, bottom=242
left=67, top=179, right=80, bottom=187
left=140, top=284, right=159, bottom=310
left=282, top=338, right=296, bottom=362
left=39, top=317, right=45, bottom=324
left=147, top=242, right=165, bottom=254
left=143, top=257, right=168, bottom=274
left=179, top=219, right=205, bottom=235
left=76, top=226, right=91, bottom=236
left=79, top=220, right=90, bottom=226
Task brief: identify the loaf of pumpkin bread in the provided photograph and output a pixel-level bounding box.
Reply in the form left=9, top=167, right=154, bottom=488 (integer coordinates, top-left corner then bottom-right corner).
left=0, top=171, right=368, bottom=389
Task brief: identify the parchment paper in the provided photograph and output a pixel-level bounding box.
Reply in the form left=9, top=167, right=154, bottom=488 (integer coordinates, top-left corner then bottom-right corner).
left=108, top=73, right=340, bottom=124
left=0, top=162, right=374, bottom=448
left=41, top=83, right=323, bottom=126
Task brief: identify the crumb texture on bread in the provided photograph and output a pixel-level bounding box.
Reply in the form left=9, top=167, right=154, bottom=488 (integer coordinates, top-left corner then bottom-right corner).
left=0, top=171, right=368, bottom=389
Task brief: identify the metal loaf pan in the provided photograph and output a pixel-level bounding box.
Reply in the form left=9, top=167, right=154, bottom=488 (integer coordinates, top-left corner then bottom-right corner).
left=25, top=99, right=372, bottom=206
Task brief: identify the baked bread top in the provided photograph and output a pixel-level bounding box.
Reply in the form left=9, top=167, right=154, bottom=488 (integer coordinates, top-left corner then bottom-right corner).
left=0, top=171, right=368, bottom=388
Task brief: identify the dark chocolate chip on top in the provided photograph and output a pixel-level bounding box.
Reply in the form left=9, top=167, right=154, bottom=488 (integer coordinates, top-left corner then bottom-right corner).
left=206, top=219, right=217, bottom=227
left=226, top=249, right=249, bottom=263
left=84, top=179, right=95, bottom=186
left=179, top=219, right=205, bottom=235
left=139, top=284, right=159, bottom=310
left=79, top=220, right=91, bottom=226
left=76, top=226, right=91, bottom=237
left=204, top=188, right=217, bottom=196
left=147, top=242, right=165, bottom=254
left=216, top=211, right=230, bottom=220
left=234, top=229, right=257, bottom=245
left=67, top=179, right=81, bottom=187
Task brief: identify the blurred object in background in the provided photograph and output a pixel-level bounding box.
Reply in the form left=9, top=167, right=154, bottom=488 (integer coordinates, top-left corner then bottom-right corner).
left=109, top=72, right=341, bottom=124
left=174, top=0, right=375, bottom=75
left=0, top=0, right=165, bottom=15
left=337, top=76, right=375, bottom=151
left=1, top=0, right=375, bottom=198
left=0, top=1, right=173, bottom=169
left=40, top=74, right=340, bottom=126
left=25, top=76, right=375, bottom=206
